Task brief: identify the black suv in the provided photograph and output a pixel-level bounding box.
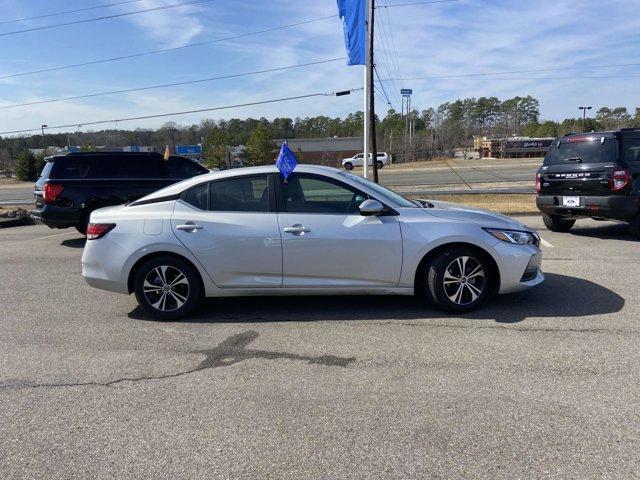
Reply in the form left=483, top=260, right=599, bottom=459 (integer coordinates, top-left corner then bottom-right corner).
left=34, top=152, right=208, bottom=233
left=536, top=128, right=640, bottom=237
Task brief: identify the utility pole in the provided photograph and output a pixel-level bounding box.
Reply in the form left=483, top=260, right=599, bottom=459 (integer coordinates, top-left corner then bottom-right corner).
left=368, top=0, right=379, bottom=183
left=77, top=125, right=82, bottom=148
left=579, top=106, right=592, bottom=133
left=41, top=124, right=47, bottom=153
left=168, top=127, right=177, bottom=153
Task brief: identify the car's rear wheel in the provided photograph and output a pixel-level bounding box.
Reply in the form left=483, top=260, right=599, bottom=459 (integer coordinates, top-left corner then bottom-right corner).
left=542, top=213, right=575, bottom=232
left=344, top=162, right=353, bottom=170
left=422, top=247, right=491, bottom=312
left=133, top=256, right=202, bottom=320
left=629, top=214, right=640, bottom=239
left=376, top=160, right=383, bottom=169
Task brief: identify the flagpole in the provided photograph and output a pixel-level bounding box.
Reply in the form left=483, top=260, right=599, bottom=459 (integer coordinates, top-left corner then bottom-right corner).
left=362, top=0, right=370, bottom=180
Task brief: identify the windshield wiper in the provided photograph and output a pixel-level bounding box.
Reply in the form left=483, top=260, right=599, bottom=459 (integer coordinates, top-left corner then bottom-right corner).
left=566, top=157, right=583, bottom=162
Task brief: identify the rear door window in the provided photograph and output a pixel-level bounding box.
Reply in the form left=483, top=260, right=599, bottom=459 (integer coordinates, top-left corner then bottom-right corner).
left=544, top=136, right=618, bottom=165
left=209, top=175, right=269, bottom=212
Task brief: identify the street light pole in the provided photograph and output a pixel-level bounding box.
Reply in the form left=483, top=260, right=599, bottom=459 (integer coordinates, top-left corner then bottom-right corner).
left=579, top=106, right=592, bottom=133
left=41, top=124, right=47, bottom=153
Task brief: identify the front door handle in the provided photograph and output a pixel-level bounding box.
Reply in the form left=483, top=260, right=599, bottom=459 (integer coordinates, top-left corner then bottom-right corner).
left=176, top=222, right=203, bottom=232
left=283, top=224, right=311, bottom=235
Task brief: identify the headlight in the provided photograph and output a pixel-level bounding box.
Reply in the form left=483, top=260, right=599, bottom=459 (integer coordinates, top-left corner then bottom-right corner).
left=484, top=228, right=539, bottom=246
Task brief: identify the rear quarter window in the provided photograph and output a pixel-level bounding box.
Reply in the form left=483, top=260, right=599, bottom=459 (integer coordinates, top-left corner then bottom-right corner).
left=39, top=161, right=54, bottom=179
left=621, top=137, right=640, bottom=167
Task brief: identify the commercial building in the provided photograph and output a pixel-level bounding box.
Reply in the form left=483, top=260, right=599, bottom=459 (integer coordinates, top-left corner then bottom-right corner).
left=274, top=137, right=363, bottom=167
left=474, top=136, right=554, bottom=159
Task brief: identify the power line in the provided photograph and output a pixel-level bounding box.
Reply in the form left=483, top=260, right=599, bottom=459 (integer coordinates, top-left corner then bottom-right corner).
left=381, top=62, right=640, bottom=81
left=0, top=88, right=363, bottom=135
left=0, top=58, right=345, bottom=110
left=0, top=15, right=336, bottom=79
left=0, top=0, right=147, bottom=26
left=373, top=65, right=395, bottom=109
left=377, top=0, right=459, bottom=8
left=0, top=0, right=215, bottom=37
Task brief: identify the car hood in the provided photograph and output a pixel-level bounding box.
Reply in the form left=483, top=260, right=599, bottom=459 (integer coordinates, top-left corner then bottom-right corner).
left=422, top=200, right=529, bottom=230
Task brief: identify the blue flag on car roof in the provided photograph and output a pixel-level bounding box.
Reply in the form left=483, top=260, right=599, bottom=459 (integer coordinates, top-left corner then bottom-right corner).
left=276, top=142, right=298, bottom=180
left=337, top=0, right=366, bottom=66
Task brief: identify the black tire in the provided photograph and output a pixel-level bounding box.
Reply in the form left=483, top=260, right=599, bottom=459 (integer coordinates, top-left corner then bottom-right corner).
left=133, top=256, right=202, bottom=320
left=629, top=215, right=640, bottom=239
left=421, top=247, right=492, bottom=313
left=344, top=162, right=353, bottom=170
left=376, top=161, right=383, bottom=169
left=76, top=209, right=91, bottom=235
left=542, top=213, right=575, bottom=232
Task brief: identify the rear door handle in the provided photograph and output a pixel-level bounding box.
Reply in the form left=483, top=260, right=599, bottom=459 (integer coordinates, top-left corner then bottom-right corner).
left=283, top=224, right=311, bottom=235
left=176, top=223, right=203, bottom=232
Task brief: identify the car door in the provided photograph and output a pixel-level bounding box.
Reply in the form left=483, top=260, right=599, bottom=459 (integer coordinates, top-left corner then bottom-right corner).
left=171, top=174, right=282, bottom=288
left=276, top=173, right=402, bottom=287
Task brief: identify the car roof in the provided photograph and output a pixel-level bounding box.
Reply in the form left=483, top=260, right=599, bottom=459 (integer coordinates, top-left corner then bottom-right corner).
left=139, top=164, right=345, bottom=201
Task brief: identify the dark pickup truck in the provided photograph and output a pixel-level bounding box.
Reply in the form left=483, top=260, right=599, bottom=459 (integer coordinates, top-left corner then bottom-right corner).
left=33, top=151, right=208, bottom=234
left=536, top=128, right=640, bottom=238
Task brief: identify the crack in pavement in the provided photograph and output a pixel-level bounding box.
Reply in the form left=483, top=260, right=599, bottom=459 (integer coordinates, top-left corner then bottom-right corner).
left=0, top=330, right=355, bottom=392
left=351, top=321, right=640, bottom=336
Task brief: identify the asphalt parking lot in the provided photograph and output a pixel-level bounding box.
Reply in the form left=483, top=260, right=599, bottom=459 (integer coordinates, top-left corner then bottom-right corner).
left=1, top=216, right=639, bottom=479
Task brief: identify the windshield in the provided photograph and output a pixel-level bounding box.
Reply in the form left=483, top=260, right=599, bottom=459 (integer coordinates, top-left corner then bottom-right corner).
left=544, top=136, right=617, bottom=165
left=339, top=171, right=417, bottom=207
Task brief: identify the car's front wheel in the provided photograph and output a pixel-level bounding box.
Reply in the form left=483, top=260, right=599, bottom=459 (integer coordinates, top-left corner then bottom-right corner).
left=421, top=247, right=492, bottom=312
left=376, top=160, right=383, bottom=169
left=344, top=162, right=353, bottom=170
left=133, top=256, right=202, bottom=320
left=542, top=213, right=575, bottom=232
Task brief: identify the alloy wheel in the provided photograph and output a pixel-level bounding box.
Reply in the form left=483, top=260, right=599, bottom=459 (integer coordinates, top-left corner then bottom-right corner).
left=442, top=256, right=486, bottom=306
left=143, top=265, right=190, bottom=312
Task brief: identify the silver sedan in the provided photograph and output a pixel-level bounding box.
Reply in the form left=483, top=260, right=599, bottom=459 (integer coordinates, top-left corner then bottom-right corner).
left=81, top=165, right=543, bottom=320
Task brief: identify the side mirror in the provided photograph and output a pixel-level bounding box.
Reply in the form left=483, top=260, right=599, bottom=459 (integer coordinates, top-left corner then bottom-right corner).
left=359, top=199, right=385, bottom=216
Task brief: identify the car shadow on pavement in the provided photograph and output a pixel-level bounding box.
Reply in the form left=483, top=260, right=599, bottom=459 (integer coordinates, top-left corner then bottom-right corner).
left=61, top=237, right=86, bottom=248
left=566, top=222, right=637, bottom=242
left=129, top=273, right=624, bottom=325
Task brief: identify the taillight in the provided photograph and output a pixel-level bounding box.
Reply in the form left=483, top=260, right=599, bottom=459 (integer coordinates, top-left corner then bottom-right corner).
left=535, top=172, right=541, bottom=193
left=43, top=183, right=64, bottom=204
left=86, top=223, right=116, bottom=240
left=610, top=169, right=630, bottom=192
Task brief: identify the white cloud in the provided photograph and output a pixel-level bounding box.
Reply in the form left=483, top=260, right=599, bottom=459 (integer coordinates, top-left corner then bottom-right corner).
left=114, top=0, right=206, bottom=48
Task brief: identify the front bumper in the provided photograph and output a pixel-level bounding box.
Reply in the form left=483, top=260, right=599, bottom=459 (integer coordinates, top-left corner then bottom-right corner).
left=493, top=242, right=544, bottom=294
left=536, top=195, right=639, bottom=220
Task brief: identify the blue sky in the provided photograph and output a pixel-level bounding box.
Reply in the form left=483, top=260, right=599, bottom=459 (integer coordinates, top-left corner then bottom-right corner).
left=0, top=0, right=638, bottom=135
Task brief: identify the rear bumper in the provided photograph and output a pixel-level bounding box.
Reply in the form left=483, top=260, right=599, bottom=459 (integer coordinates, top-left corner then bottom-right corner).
left=32, top=205, right=81, bottom=229
left=536, top=194, right=639, bottom=220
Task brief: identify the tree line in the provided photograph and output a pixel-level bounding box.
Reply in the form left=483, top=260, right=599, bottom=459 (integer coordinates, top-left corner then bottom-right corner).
left=2, top=95, right=640, bottom=175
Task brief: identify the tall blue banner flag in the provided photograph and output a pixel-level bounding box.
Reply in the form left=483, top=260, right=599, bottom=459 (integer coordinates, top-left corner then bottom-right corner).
left=276, top=142, right=298, bottom=180
left=337, top=0, right=365, bottom=66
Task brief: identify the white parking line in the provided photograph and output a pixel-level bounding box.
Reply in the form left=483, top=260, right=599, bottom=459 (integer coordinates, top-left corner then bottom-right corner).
left=28, top=231, right=77, bottom=241
left=540, top=238, right=554, bottom=248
